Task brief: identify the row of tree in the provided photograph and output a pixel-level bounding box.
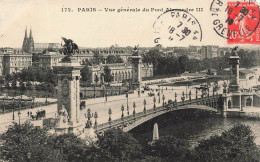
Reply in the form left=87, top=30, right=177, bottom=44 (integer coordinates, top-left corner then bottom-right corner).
left=142, top=49, right=260, bottom=76
left=1, top=123, right=259, bottom=162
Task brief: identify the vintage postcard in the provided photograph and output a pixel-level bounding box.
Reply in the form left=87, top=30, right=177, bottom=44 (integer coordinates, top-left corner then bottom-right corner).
left=0, top=0, right=260, bottom=161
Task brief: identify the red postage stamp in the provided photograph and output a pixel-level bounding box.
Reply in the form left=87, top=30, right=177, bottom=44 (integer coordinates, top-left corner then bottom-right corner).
left=226, top=1, right=260, bottom=44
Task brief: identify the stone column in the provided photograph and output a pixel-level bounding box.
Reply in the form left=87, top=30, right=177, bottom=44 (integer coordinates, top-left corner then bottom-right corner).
left=54, top=59, right=84, bottom=134
left=131, top=55, right=142, bottom=90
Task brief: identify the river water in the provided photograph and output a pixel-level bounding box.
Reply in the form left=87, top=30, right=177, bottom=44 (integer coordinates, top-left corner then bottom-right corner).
left=130, top=110, right=260, bottom=148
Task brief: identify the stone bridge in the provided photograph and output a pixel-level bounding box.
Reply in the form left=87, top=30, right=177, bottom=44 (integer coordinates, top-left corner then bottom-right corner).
left=95, top=95, right=220, bottom=135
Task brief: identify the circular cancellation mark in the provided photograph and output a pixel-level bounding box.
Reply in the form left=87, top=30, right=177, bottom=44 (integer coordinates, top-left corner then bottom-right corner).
left=210, top=0, right=260, bottom=41
left=153, top=9, right=202, bottom=46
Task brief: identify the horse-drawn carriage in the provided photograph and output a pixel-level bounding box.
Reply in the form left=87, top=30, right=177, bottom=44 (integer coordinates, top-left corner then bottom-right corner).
left=31, top=110, right=46, bottom=120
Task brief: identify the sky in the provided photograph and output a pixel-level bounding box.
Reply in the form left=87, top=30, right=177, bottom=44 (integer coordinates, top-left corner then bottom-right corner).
left=0, top=0, right=259, bottom=48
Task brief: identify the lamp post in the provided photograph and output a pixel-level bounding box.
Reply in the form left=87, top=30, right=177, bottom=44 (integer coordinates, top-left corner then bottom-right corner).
left=153, top=96, right=156, bottom=110
left=12, top=97, right=15, bottom=120
left=126, top=92, right=129, bottom=115
left=18, top=99, right=21, bottom=126
left=162, top=94, right=165, bottom=107
left=181, top=91, right=185, bottom=103
left=32, top=96, right=35, bottom=108
left=143, top=99, right=146, bottom=114
left=45, top=95, right=48, bottom=106
left=133, top=102, right=136, bottom=116
left=3, top=97, right=5, bottom=112
left=94, top=112, right=98, bottom=129
left=121, top=105, right=124, bottom=119
left=175, top=92, right=177, bottom=102
left=85, top=108, right=92, bottom=128
left=108, top=108, right=112, bottom=124
left=196, top=89, right=198, bottom=99
left=158, top=92, right=160, bottom=103
left=189, top=90, right=192, bottom=101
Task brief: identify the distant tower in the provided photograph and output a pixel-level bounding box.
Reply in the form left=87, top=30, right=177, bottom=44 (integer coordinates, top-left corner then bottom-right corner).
left=22, top=27, right=28, bottom=52
left=22, top=26, right=34, bottom=53
left=28, top=27, right=34, bottom=52
left=131, top=45, right=142, bottom=90
left=229, top=46, right=240, bottom=92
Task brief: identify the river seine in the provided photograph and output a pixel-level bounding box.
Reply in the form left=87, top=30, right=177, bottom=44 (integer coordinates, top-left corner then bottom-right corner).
left=130, top=110, right=260, bottom=148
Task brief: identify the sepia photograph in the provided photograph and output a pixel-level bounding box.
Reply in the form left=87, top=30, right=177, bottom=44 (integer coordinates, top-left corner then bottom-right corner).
left=0, top=0, right=260, bottom=161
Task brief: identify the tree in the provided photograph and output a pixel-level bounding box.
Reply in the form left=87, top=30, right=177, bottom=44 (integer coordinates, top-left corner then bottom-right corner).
left=49, top=133, right=89, bottom=162
left=103, top=66, right=113, bottom=83
left=94, top=74, right=99, bottom=85
left=0, top=122, right=62, bottom=162
left=106, top=54, right=117, bottom=64
left=151, top=136, right=190, bottom=161
left=95, top=128, right=142, bottom=161
left=81, top=66, right=92, bottom=85
left=193, top=124, right=260, bottom=162
left=93, top=52, right=104, bottom=65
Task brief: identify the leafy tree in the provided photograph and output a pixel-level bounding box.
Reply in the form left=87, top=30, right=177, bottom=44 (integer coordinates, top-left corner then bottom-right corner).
left=106, top=54, right=117, bottom=64
left=50, top=133, right=89, bottom=162
left=94, top=74, right=99, bottom=85
left=81, top=66, right=92, bottom=85
left=151, top=136, right=190, bottom=161
left=95, top=128, right=142, bottom=161
left=193, top=124, right=260, bottom=162
left=103, top=66, right=113, bottom=83
left=0, top=122, right=62, bottom=162
left=93, top=52, right=104, bottom=65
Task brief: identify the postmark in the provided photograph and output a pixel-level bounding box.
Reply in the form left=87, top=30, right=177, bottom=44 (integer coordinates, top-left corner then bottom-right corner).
left=210, top=0, right=260, bottom=44
left=153, top=9, right=202, bottom=46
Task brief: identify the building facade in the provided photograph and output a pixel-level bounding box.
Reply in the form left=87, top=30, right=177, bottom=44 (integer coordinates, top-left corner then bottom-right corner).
left=0, top=48, right=32, bottom=76
left=90, top=63, right=153, bottom=84
left=201, top=45, right=219, bottom=59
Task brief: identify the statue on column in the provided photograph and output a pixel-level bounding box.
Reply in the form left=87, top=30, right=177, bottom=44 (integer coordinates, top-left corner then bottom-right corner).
left=60, top=37, right=79, bottom=62
left=231, top=46, right=238, bottom=56
left=132, top=45, right=139, bottom=56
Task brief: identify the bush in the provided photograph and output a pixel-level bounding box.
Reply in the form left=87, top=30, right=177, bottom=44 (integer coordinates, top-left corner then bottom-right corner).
left=193, top=124, right=260, bottom=162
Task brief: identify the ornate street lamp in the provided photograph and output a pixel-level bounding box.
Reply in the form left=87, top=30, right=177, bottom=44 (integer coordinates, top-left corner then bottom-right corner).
left=3, top=96, right=5, bottom=112
left=108, top=108, right=112, bottom=124
left=18, top=98, right=21, bottom=126
left=153, top=96, right=156, bottom=110
left=189, top=90, right=192, bottom=101
left=143, top=99, right=146, bottom=114
left=18, top=111, right=21, bottom=126
left=181, top=91, right=185, bottom=103
left=12, top=97, right=15, bottom=120
left=121, top=105, right=124, bottom=119
left=126, top=92, right=129, bottom=115
left=158, top=92, right=160, bottom=103
left=133, top=102, right=136, bottom=116
left=94, top=112, right=98, bottom=129
left=45, top=95, right=48, bottom=106
left=162, top=94, right=165, bottom=107
left=85, top=108, right=92, bottom=128
left=32, top=96, right=35, bottom=108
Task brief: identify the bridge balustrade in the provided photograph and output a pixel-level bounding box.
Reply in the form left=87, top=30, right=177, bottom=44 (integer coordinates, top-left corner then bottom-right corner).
left=96, top=95, right=219, bottom=133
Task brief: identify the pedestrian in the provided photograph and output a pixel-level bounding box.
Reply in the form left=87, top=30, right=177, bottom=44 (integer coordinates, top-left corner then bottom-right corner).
left=30, top=111, right=32, bottom=116
left=27, top=111, right=29, bottom=116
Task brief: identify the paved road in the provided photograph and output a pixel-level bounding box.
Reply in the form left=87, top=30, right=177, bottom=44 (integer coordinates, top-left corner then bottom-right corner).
left=0, top=83, right=221, bottom=134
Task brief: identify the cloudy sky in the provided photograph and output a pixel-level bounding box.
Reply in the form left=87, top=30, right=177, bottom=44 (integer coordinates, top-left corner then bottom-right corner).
left=0, top=0, right=259, bottom=48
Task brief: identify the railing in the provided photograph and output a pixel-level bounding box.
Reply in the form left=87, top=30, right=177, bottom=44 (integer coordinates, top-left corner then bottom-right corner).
left=96, top=95, right=219, bottom=132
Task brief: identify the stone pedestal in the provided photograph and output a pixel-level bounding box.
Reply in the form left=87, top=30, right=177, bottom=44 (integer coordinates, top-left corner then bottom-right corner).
left=54, top=58, right=84, bottom=135
left=131, top=55, right=142, bottom=90
left=229, top=56, right=240, bottom=92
